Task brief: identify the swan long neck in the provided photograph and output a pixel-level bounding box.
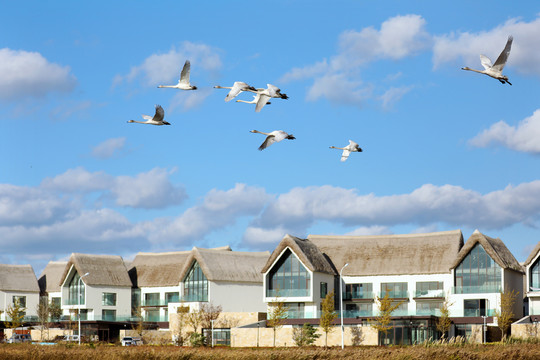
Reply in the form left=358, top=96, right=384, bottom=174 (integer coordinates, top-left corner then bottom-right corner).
left=461, top=67, right=485, bottom=74
left=236, top=100, right=253, bottom=104
left=158, top=85, right=177, bottom=88
left=330, top=146, right=345, bottom=150
left=128, top=120, right=147, bottom=124
left=251, top=130, right=269, bottom=135
left=214, top=85, right=232, bottom=89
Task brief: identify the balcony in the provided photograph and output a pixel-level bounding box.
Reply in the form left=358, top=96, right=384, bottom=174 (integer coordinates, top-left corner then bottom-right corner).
left=180, top=294, right=208, bottom=302
left=63, top=298, right=85, bottom=306
left=141, top=296, right=181, bottom=306
left=266, top=289, right=310, bottom=298
left=343, top=291, right=374, bottom=300
left=378, top=290, right=409, bottom=299
left=451, top=285, right=501, bottom=294
left=414, top=290, right=445, bottom=298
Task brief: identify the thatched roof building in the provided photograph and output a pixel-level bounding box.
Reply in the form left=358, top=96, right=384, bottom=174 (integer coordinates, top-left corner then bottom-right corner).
left=0, top=264, right=40, bottom=292
left=60, top=253, right=132, bottom=287
left=38, top=261, right=67, bottom=294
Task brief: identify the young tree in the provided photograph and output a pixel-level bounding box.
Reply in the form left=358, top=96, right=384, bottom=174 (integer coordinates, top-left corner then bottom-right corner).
left=370, top=291, right=403, bottom=345
left=175, top=305, right=190, bottom=346
left=200, top=302, right=222, bottom=346
left=36, top=299, right=50, bottom=341
left=494, top=289, right=519, bottom=342
left=267, top=298, right=289, bottom=347
left=6, top=298, right=25, bottom=330
left=187, top=308, right=206, bottom=346
left=319, top=290, right=337, bottom=347
left=131, top=306, right=146, bottom=342
left=436, top=296, right=454, bottom=340
left=49, top=301, right=62, bottom=322
left=293, top=323, right=320, bottom=346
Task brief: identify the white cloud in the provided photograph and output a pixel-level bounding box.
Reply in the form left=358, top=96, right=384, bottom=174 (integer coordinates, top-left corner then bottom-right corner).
left=282, top=15, right=427, bottom=108
left=0, top=48, right=76, bottom=100
left=114, top=41, right=222, bottom=87
left=345, top=226, right=393, bottom=236
left=379, top=86, right=413, bottom=110
left=242, top=181, right=540, bottom=246
left=470, top=109, right=540, bottom=153
left=169, top=88, right=214, bottom=112
left=433, top=15, right=540, bottom=76
left=150, top=183, right=270, bottom=245
left=92, top=137, right=127, bottom=159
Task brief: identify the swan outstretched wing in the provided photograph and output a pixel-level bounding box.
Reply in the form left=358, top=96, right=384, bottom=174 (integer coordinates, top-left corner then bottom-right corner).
left=142, top=114, right=152, bottom=120
left=479, top=54, right=493, bottom=70
left=255, top=94, right=272, bottom=112
left=492, top=35, right=513, bottom=71
left=153, top=105, right=165, bottom=121
left=225, top=82, right=244, bottom=102
left=258, top=135, right=276, bottom=150
left=179, top=60, right=191, bottom=84
left=341, top=149, right=351, bottom=162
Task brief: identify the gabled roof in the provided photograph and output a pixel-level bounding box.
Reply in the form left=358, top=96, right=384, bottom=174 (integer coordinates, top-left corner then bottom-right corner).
left=307, top=230, right=464, bottom=276
left=524, top=242, right=540, bottom=268
left=60, top=253, right=132, bottom=287
left=261, top=234, right=337, bottom=275
left=179, top=247, right=270, bottom=283
left=129, top=251, right=191, bottom=287
left=0, top=264, right=40, bottom=292
left=38, top=261, right=67, bottom=294
left=451, top=230, right=524, bottom=273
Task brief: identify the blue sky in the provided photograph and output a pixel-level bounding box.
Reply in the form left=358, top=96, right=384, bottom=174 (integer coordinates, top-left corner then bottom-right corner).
left=2, top=1, right=540, bottom=275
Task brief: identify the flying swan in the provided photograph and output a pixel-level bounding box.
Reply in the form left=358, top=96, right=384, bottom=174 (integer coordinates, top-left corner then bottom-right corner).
left=214, top=82, right=256, bottom=102
left=250, top=130, right=295, bottom=150
left=329, top=140, right=363, bottom=161
left=245, top=84, right=288, bottom=112
left=236, top=93, right=271, bottom=106
left=461, top=35, right=513, bottom=85
left=158, top=60, right=197, bottom=90
left=127, top=105, right=170, bottom=125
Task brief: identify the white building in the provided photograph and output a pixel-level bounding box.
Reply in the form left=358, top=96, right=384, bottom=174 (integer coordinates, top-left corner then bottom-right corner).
left=523, top=241, right=540, bottom=315
left=38, top=261, right=68, bottom=307
left=0, top=264, right=40, bottom=322
left=59, top=253, right=132, bottom=322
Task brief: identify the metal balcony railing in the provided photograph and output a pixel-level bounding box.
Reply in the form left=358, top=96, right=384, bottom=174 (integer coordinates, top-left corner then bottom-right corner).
left=451, top=285, right=501, bottom=294
left=266, top=289, right=310, bottom=298
left=343, top=291, right=374, bottom=300
left=378, top=290, right=409, bottom=299
left=414, top=290, right=445, bottom=298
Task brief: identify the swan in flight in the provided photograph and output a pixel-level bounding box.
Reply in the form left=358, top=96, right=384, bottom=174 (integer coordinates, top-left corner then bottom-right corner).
left=330, top=140, right=362, bottom=161
left=158, top=60, right=197, bottom=90
left=250, top=129, right=295, bottom=150
left=214, top=82, right=256, bottom=102
left=246, top=84, right=288, bottom=112
left=236, top=93, right=271, bottom=106
left=127, top=105, right=170, bottom=125
left=461, top=35, right=513, bottom=85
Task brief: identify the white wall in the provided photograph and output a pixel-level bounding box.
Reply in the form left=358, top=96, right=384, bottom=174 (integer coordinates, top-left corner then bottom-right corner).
left=209, top=281, right=266, bottom=312
left=0, top=291, right=40, bottom=319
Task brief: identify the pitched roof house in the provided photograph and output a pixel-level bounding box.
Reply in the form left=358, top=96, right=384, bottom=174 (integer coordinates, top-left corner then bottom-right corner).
left=0, top=264, right=40, bottom=320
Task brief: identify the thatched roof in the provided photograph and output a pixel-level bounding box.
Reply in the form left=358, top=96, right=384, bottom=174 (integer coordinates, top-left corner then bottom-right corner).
left=451, top=230, right=524, bottom=273
left=179, top=247, right=270, bottom=283
left=0, top=264, right=40, bottom=292
left=524, top=242, right=540, bottom=267
left=307, top=230, right=464, bottom=276
left=38, top=261, right=67, bottom=294
left=261, top=234, right=337, bottom=275
left=129, top=251, right=191, bottom=287
left=60, top=253, right=132, bottom=287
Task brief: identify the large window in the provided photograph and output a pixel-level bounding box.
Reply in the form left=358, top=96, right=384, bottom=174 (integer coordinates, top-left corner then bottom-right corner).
left=102, top=292, right=117, bottom=306
left=415, top=282, right=444, bottom=298
left=267, top=249, right=311, bottom=297
left=102, top=309, right=116, bottom=321
left=345, top=283, right=373, bottom=299
left=464, top=299, right=487, bottom=317
left=183, top=261, right=208, bottom=302
left=416, top=301, right=443, bottom=315
left=531, top=257, right=540, bottom=289
left=12, top=295, right=26, bottom=308
left=287, top=302, right=305, bottom=319
left=381, top=282, right=408, bottom=298
left=455, top=243, right=501, bottom=294
left=144, top=292, right=160, bottom=306
left=165, top=292, right=179, bottom=304
left=68, top=272, right=85, bottom=305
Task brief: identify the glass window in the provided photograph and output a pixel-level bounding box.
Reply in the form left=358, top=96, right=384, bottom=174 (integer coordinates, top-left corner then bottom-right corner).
left=267, top=249, right=311, bottom=297
left=464, top=299, right=487, bottom=317
left=320, top=282, right=327, bottom=298
left=415, top=282, right=443, bottom=297
left=68, top=272, right=85, bottom=305
left=531, top=257, right=540, bottom=289
left=12, top=296, right=26, bottom=308
left=166, top=292, right=179, bottom=304
left=51, top=297, right=61, bottom=307
left=183, top=261, right=208, bottom=302
left=145, top=308, right=160, bottom=322
left=131, top=288, right=141, bottom=314
left=102, top=309, right=116, bottom=321
left=455, top=244, right=501, bottom=293
left=345, top=283, right=373, bottom=299
left=102, top=292, right=117, bottom=306
left=144, top=292, right=160, bottom=306
left=416, top=301, right=443, bottom=315
left=381, top=283, right=408, bottom=298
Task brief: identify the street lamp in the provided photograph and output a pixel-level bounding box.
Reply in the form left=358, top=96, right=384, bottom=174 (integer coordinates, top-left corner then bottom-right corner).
left=78, top=272, right=90, bottom=345
left=340, top=263, right=349, bottom=349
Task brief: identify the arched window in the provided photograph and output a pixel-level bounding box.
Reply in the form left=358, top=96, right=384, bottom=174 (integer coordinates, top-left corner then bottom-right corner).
left=68, top=271, right=85, bottom=305
left=183, top=261, right=208, bottom=302
left=530, top=257, right=540, bottom=289
left=267, top=249, right=310, bottom=297
left=455, top=243, right=501, bottom=293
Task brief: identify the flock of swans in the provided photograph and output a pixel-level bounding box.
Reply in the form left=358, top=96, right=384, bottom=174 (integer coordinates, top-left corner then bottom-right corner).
left=127, top=36, right=513, bottom=162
